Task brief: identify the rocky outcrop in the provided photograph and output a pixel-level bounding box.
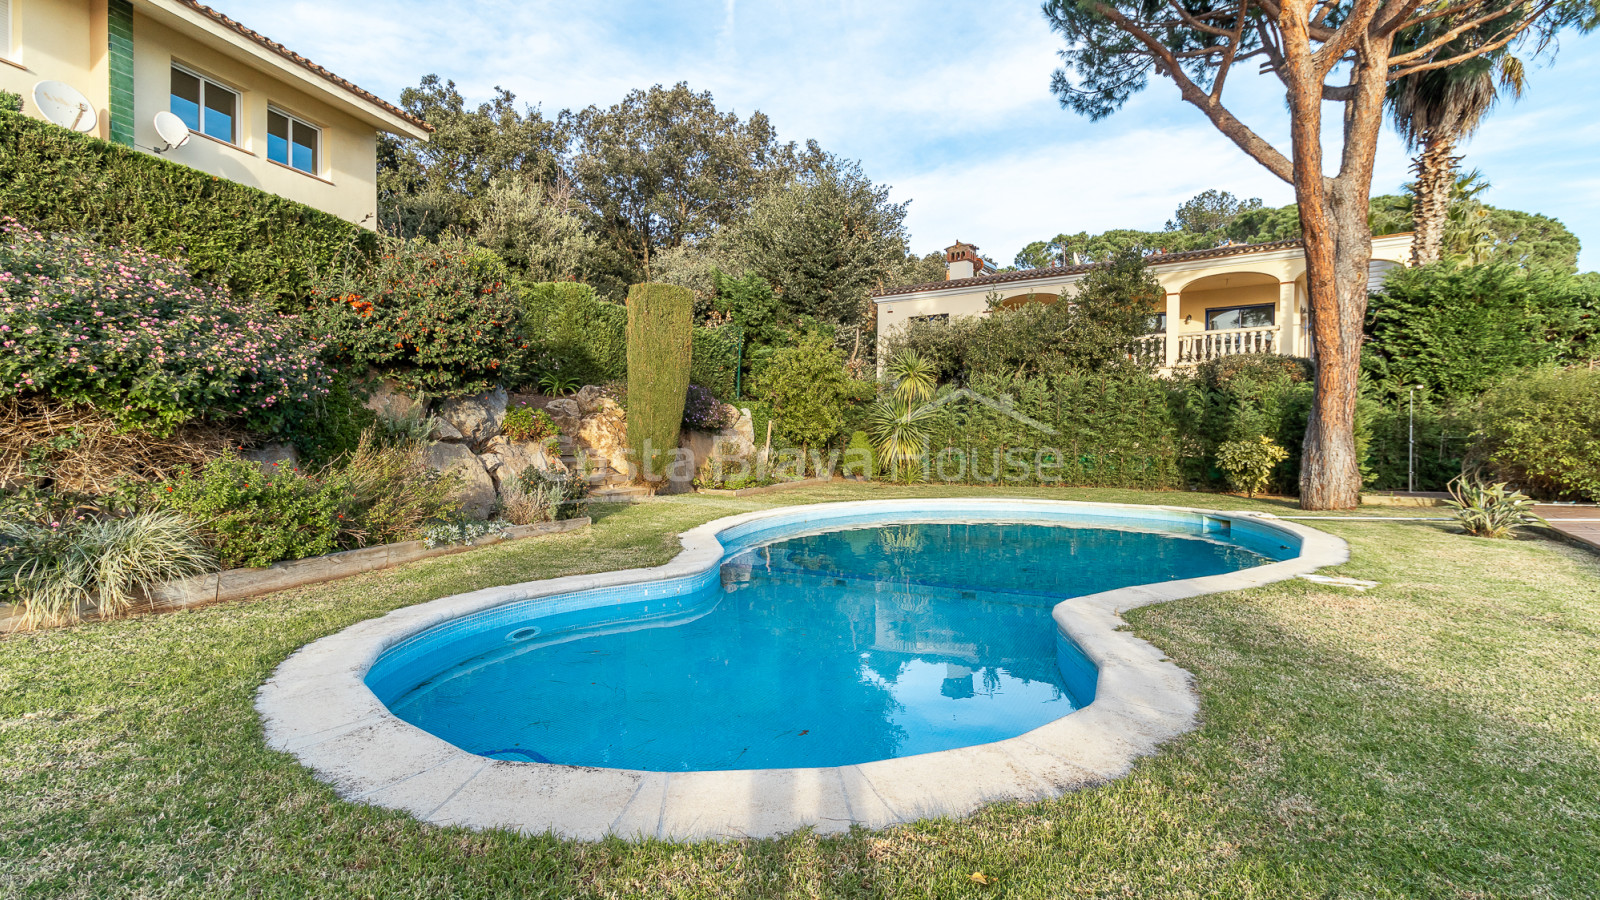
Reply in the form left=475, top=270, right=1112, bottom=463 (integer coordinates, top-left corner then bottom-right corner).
left=547, top=392, right=630, bottom=479
left=681, top=406, right=755, bottom=474
left=480, top=436, right=566, bottom=487
left=426, top=441, right=498, bottom=520
left=361, top=378, right=425, bottom=421
left=436, top=386, right=507, bottom=448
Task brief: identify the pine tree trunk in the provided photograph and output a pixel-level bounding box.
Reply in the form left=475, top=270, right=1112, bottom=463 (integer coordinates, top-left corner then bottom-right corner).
left=1298, top=194, right=1371, bottom=509
left=1409, top=133, right=1457, bottom=266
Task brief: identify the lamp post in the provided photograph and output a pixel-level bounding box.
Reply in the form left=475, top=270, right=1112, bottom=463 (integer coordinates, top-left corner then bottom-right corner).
left=1407, top=384, right=1421, bottom=493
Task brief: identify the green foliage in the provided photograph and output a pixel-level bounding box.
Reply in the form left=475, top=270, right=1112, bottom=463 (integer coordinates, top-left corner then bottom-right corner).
left=690, top=325, right=742, bottom=399
left=158, top=454, right=340, bottom=568
left=725, top=155, right=913, bottom=326
left=314, top=234, right=522, bottom=397
left=1366, top=262, right=1599, bottom=399
left=1217, top=436, right=1290, bottom=497
left=1445, top=476, right=1546, bottom=538
left=886, top=351, right=938, bottom=404
left=518, top=281, right=627, bottom=388
left=502, top=464, right=588, bottom=524
left=845, top=430, right=876, bottom=477
left=0, top=512, right=214, bottom=628
left=501, top=401, right=556, bottom=443
left=281, top=375, right=378, bottom=465
left=565, top=83, right=792, bottom=295
left=1167, top=190, right=1264, bottom=235
left=1359, top=390, right=1476, bottom=492
left=890, top=249, right=1159, bottom=379
left=0, top=91, right=22, bottom=114
left=755, top=334, right=871, bottom=450
left=1170, top=354, right=1313, bottom=491
left=919, top=372, right=1184, bottom=488
left=1471, top=367, right=1600, bottom=501
left=0, top=221, right=331, bottom=436
left=0, top=108, right=370, bottom=309
left=867, top=396, right=940, bottom=482
left=536, top=371, right=582, bottom=395
left=625, top=283, right=694, bottom=480
left=377, top=75, right=565, bottom=243
left=157, top=437, right=457, bottom=568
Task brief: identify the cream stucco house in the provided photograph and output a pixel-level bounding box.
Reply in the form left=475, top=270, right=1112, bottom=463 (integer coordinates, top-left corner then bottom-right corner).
left=874, top=234, right=1413, bottom=371
left=0, top=0, right=430, bottom=226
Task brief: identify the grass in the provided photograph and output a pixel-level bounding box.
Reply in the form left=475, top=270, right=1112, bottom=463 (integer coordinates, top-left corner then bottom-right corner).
left=2, top=484, right=1598, bottom=898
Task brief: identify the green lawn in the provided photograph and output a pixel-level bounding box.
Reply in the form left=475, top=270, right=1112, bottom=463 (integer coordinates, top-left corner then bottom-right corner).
left=3, top=485, right=1598, bottom=898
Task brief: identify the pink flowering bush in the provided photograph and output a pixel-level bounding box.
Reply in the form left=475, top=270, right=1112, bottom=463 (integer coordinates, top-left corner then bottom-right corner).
left=0, top=220, right=330, bottom=435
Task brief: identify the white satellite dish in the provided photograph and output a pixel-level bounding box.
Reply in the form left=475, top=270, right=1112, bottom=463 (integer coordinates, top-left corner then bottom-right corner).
left=32, top=81, right=97, bottom=133
left=153, top=111, right=192, bottom=151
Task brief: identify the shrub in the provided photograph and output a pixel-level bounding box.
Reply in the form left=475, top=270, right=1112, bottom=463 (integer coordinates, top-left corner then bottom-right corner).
left=501, top=401, right=557, bottom=443
left=315, top=235, right=522, bottom=397
left=514, top=465, right=589, bottom=521
left=682, top=385, right=736, bottom=431
left=868, top=396, right=940, bottom=482
left=157, top=436, right=459, bottom=568
left=0, top=91, right=21, bottom=115
left=625, top=283, right=694, bottom=481
left=0, top=108, right=370, bottom=309
left=844, top=430, right=876, bottom=477
left=1366, top=262, right=1598, bottom=399
left=0, top=221, right=331, bottom=435
left=1170, top=354, right=1312, bottom=491
left=519, top=282, right=627, bottom=388
left=158, top=453, right=340, bottom=568
left=0, top=512, right=214, bottom=628
left=690, top=325, right=742, bottom=399
left=1216, top=436, right=1290, bottom=497
left=1471, top=367, right=1600, bottom=500
left=1445, top=476, right=1546, bottom=538
left=755, top=334, right=872, bottom=451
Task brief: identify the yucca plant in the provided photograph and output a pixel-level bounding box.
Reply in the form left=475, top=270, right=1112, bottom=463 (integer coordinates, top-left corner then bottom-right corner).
left=886, top=351, right=938, bottom=404
left=867, top=396, right=939, bottom=483
left=0, top=512, right=214, bottom=628
left=1445, top=476, right=1546, bottom=538
left=538, top=371, right=582, bottom=396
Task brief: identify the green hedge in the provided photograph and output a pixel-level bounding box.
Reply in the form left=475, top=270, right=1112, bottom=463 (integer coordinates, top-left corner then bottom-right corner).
left=690, top=326, right=743, bottom=400
left=917, top=373, right=1184, bottom=488
left=625, top=283, right=694, bottom=481
left=0, top=109, right=370, bottom=309
left=519, top=282, right=628, bottom=387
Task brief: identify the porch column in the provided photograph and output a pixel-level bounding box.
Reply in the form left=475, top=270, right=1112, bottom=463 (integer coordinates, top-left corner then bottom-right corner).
left=1164, top=290, right=1181, bottom=368
left=1277, top=281, right=1297, bottom=357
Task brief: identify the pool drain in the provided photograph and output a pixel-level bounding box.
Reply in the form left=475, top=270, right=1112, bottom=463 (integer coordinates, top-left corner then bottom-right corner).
left=506, top=626, right=542, bottom=642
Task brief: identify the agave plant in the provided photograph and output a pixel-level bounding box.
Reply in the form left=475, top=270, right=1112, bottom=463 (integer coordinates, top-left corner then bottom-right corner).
left=886, top=351, right=938, bottom=405
left=867, top=396, right=939, bottom=482
left=0, top=512, right=214, bottom=628
left=538, top=372, right=582, bottom=396
left=1444, top=476, right=1546, bottom=539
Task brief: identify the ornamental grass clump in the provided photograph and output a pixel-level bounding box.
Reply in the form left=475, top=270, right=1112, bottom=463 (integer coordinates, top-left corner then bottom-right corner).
left=0, top=512, right=214, bottom=628
left=1445, top=476, right=1547, bottom=538
left=0, top=220, right=330, bottom=435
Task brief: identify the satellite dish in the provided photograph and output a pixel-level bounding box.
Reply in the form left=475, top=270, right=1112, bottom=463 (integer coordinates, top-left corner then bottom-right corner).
left=32, top=81, right=97, bottom=133
left=153, top=111, right=192, bottom=151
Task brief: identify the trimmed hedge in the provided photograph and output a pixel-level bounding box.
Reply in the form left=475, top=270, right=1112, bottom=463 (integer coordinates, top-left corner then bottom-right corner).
left=0, top=109, right=371, bottom=309
left=690, top=325, right=743, bottom=400
left=625, top=283, right=694, bottom=482
left=519, top=282, right=628, bottom=387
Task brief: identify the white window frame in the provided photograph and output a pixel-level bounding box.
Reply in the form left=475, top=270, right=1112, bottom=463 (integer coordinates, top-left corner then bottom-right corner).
left=266, top=105, right=323, bottom=177
left=170, top=62, right=241, bottom=146
left=0, top=0, right=15, bottom=63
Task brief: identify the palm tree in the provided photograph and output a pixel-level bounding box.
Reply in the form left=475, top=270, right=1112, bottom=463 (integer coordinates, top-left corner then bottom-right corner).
left=1388, top=48, right=1524, bottom=266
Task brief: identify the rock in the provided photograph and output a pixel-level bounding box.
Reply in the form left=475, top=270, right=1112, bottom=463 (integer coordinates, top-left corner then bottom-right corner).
left=244, top=442, right=301, bottom=475
left=574, top=385, right=608, bottom=416
left=361, top=377, right=425, bottom=421
left=426, top=441, right=497, bottom=520
left=483, top=436, right=567, bottom=484
left=544, top=398, right=581, bottom=422
left=681, top=407, right=756, bottom=475
left=437, top=386, right=508, bottom=447
left=434, top=419, right=464, bottom=442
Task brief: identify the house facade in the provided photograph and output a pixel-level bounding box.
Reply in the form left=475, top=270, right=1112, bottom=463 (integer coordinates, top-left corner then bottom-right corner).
left=0, top=0, right=429, bottom=226
left=874, top=234, right=1414, bottom=371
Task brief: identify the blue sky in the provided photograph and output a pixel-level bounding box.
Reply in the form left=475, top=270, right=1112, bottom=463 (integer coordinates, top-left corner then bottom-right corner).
left=213, top=1, right=1600, bottom=270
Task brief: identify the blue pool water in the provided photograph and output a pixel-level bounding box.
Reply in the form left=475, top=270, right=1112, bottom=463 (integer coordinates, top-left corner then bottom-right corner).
left=367, top=514, right=1287, bottom=771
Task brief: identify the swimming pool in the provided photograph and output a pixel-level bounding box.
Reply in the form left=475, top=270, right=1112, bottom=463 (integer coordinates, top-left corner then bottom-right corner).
left=366, top=515, right=1291, bottom=771
left=258, top=499, right=1341, bottom=840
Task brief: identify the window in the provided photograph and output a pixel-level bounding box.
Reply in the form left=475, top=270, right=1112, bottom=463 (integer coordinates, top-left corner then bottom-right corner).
left=170, top=65, right=238, bottom=144
left=910, top=314, right=950, bottom=326
left=1147, top=312, right=1167, bottom=334
left=1205, top=304, right=1275, bottom=331
left=267, top=108, right=320, bottom=175
left=0, top=0, right=12, bottom=61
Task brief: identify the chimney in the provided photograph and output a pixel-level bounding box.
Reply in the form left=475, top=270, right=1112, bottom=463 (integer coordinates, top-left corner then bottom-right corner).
left=945, top=240, right=982, bottom=281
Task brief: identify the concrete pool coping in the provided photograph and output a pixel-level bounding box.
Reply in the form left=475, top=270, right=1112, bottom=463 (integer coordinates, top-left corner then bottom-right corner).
left=256, top=499, right=1347, bottom=841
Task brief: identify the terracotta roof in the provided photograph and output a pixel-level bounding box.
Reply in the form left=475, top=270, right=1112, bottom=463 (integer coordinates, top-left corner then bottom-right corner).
left=873, top=238, right=1308, bottom=299
left=167, top=1, right=432, bottom=134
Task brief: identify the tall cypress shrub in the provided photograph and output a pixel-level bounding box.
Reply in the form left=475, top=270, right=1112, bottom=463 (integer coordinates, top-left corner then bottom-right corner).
left=625, top=283, right=694, bottom=483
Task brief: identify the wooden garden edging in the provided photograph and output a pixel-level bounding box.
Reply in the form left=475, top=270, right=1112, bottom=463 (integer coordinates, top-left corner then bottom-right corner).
left=0, top=517, right=590, bottom=632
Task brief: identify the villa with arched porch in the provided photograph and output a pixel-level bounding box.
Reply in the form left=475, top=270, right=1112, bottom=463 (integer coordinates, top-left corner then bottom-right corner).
left=873, top=234, right=1413, bottom=372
